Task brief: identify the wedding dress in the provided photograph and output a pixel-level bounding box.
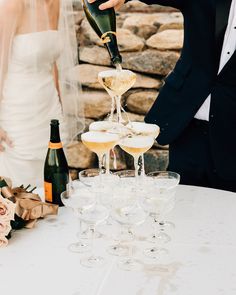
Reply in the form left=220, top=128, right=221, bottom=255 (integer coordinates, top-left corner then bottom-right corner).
left=0, top=30, right=67, bottom=187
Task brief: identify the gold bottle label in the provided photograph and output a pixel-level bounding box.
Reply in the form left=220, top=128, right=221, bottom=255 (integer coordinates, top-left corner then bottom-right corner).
left=48, top=142, right=63, bottom=149
left=44, top=181, right=53, bottom=203
left=101, top=31, right=117, bottom=43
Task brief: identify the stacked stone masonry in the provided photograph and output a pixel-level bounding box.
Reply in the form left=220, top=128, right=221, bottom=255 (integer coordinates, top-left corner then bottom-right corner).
left=68, top=1, right=183, bottom=177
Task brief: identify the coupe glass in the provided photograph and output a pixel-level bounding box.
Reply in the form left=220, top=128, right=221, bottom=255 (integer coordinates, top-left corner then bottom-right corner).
left=78, top=169, right=112, bottom=267
left=107, top=170, right=138, bottom=256
left=79, top=203, right=109, bottom=268
left=80, top=168, right=120, bottom=234
left=126, top=122, right=160, bottom=139
left=79, top=168, right=102, bottom=187
left=61, top=183, right=95, bottom=253
left=79, top=168, right=119, bottom=205
left=111, top=202, right=146, bottom=271
left=119, top=135, right=154, bottom=177
left=140, top=171, right=180, bottom=259
left=79, top=169, right=104, bottom=239
left=79, top=168, right=116, bottom=187
left=98, top=69, right=136, bottom=124
left=113, top=169, right=136, bottom=178
left=109, top=176, right=146, bottom=270
left=81, top=131, right=119, bottom=174
left=89, top=120, right=129, bottom=139
left=147, top=171, right=179, bottom=233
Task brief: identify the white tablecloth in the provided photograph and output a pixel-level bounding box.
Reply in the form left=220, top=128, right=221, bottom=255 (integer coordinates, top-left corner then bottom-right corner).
left=0, top=185, right=236, bottom=295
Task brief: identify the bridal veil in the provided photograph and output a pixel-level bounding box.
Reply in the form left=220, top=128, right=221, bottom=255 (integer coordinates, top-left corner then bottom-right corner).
left=0, top=0, right=84, bottom=143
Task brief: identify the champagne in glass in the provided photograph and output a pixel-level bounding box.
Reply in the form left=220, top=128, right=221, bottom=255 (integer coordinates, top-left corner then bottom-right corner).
left=98, top=69, right=136, bottom=97
left=89, top=121, right=120, bottom=132
left=126, top=122, right=160, bottom=175
left=81, top=131, right=119, bottom=173
left=89, top=121, right=129, bottom=170
left=89, top=120, right=120, bottom=133
left=126, top=122, right=160, bottom=139
left=119, top=136, right=154, bottom=177
left=89, top=121, right=130, bottom=139
left=98, top=69, right=136, bottom=123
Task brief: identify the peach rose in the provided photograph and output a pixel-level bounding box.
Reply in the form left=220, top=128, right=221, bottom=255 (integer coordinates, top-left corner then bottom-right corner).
left=0, top=235, right=8, bottom=247
left=0, top=196, right=16, bottom=221
left=0, top=221, right=11, bottom=236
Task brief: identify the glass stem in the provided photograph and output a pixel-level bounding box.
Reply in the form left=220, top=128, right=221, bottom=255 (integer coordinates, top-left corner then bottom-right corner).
left=133, top=155, right=140, bottom=177
left=111, top=148, right=117, bottom=170
left=140, top=154, right=145, bottom=176
left=90, top=225, right=95, bottom=256
left=115, top=226, right=124, bottom=248
left=115, top=95, right=124, bottom=124
left=105, top=151, right=110, bottom=174
left=153, top=216, right=160, bottom=240
left=74, top=209, right=82, bottom=240
left=77, top=216, right=82, bottom=241
left=115, top=225, right=132, bottom=250
left=109, top=96, right=115, bottom=121
left=128, top=244, right=133, bottom=259
left=127, top=227, right=133, bottom=260
left=97, top=153, right=105, bottom=174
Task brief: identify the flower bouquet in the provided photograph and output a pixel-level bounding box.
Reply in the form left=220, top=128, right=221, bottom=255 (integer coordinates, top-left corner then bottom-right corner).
left=0, top=178, right=58, bottom=247
left=0, top=193, right=16, bottom=247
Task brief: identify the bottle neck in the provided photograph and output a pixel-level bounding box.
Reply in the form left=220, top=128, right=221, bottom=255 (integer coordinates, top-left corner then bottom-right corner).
left=112, top=55, right=122, bottom=66
left=50, top=124, right=61, bottom=143
left=104, top=34, right=122, bottom=65
left=110, top=50, right=122, bottom=66
left=83, top=0, right=122, bottom=66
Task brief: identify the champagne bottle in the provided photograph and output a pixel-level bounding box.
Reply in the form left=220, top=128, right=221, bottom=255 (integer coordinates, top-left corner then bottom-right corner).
left=44, top=120, right=69, bottom=207
left=82, top=0, right=122, bottom=65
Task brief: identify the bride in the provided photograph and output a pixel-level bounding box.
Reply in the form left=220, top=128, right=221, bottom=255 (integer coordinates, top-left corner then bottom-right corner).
left=0, top=0, right=84, bottom=187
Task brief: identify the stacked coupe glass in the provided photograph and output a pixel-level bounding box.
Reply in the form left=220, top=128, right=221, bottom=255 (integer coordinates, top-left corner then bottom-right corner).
left=61, top=68, right=180, bottom=270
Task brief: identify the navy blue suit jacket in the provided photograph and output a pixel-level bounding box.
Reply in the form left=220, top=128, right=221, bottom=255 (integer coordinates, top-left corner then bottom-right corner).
left=141, top=0, right=235, bottom=179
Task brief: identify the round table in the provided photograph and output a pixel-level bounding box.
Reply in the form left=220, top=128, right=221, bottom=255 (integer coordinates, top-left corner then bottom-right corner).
left=0, top=185, right=236, bottom=295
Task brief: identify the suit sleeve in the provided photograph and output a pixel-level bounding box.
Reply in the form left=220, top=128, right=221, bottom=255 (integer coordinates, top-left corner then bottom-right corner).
left=127, top=0, right=184, bottom=10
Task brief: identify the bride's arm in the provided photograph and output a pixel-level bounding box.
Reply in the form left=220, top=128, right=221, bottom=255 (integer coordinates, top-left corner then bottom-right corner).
left=0, top=0, right=22, bottom=150
left=53, top=64, right=61, bottom=102
left=0, top=128, right=13, bottom=151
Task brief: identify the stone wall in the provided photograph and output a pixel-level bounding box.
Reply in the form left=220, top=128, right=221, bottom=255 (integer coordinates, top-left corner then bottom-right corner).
left=68, top=1, right=183, bottom=178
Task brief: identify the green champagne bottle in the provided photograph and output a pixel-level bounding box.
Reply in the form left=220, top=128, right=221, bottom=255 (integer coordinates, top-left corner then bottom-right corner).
left=44, top=120, right=69, bottom=207
left=82, top=0, right=122, bottom=65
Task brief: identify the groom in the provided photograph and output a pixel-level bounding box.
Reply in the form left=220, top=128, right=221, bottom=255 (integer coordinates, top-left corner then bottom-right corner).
left=95, top=0, right=236, bottom=192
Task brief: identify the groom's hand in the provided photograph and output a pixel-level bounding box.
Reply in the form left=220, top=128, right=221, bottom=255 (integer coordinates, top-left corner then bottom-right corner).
left=88, top=0, right=126, bottom=10
left=0, top=128, right=13, bottom=152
